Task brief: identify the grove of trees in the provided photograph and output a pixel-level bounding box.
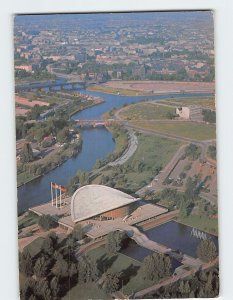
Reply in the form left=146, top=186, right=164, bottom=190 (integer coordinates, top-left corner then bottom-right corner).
left=197, top=239, right=217, bottom=262
left=20, top=143, right=34, bottom=163
left=38, top=215, right=57, bottom=231
left=105, top=231, right=127, bottom=256
left=19, top=233, right=98, bottom=300
left=202, top=109, right=216, bottom=123
left=185, top=143, right=201, bottom=160
left=141, top=252, right=171, bottom=283
left=144, top=267, right=219, bottom=298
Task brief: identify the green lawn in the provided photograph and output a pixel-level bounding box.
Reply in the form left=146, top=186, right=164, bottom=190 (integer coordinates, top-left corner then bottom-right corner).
left=178, top=215, right=218, bottom=235
left=92, top=133, right=181, bottom=191
left=62, top=282, right=109, bottom=300
left=24, top=237, right=44, bottom=257
left=119, top=102, right=175, bottom=120
left=87, top=246, right=153, bottom=295
left=131, top=121, right=216, bottom=141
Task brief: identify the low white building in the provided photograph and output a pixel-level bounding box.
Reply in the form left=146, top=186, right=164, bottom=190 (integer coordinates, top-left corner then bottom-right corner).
left=176, top=105, right=203, bottom=121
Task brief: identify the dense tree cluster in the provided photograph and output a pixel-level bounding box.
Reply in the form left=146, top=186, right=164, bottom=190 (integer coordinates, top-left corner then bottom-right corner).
left=105, top=231, right=127, bottom=256
left=26, top=118, right=69, bottom=143
left=72, top=223, right=84, bottom=241
left=207, top=145, right=216, bottom=160
left=15, top=69, right=55, bottom=82
left=185, top=143, right=201, bottom=160
left=19, top=232, right=98, bottom=300
left=197, top=240, right=217, bottom=262
left=20, top=143, right=34, bottom=163
left=102, top=271, right=121, bottom=293
left=202, top=109, right=216, bottom=123
left=141, top=252, right=171, bottom=283
left=144, top=267, right=219, bottom=298
left=27, top=105, right=48, bottom=120
left=38, top=215, right=57, bottom=231
left=67, top=170, right=90, bottom=194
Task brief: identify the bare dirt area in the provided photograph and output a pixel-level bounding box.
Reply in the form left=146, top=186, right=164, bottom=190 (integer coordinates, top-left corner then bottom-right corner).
left=103, top=80, right=215, bottom=94
left=15, top=107, right=30, bottom=116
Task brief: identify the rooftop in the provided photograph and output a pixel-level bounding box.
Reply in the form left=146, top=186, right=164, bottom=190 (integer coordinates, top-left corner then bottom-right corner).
left=71, top=184, right=139, bottom=222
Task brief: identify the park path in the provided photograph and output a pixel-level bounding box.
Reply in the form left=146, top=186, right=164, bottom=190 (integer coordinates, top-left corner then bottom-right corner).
left=108, top=128, right=138, bottom=166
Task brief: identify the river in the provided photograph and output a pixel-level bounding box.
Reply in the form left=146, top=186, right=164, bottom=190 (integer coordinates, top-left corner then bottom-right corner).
left=17, top=88, right=212, bottom=213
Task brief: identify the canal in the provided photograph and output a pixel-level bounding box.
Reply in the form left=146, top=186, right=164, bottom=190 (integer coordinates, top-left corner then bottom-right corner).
left=121, top=220, right=218, bottom=267
left=17, top=88, right=212, bottom=213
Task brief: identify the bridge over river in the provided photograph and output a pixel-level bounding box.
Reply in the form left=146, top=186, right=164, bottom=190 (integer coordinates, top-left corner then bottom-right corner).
left=15, top=79, right=98, bottom=92
left=73, top=119, right=126, bottom=127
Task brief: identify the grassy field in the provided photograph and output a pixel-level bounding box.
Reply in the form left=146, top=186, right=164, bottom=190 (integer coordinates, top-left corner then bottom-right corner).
left=178, top=215, right=218, bottom=235
left=119, top=102, right=175, bottom=120
left=88, top=84, right=147, bottom=96
left=159, top=96, right=215, bottom=110
left=131, top=121, right=216, bottom=141
left=62, top=282, right=109, bottom=300
left=86, top=246, right=153, bottom=295
left=92, top=133, right=181, bottom=191
left=24, top=236, right=44, bottom=257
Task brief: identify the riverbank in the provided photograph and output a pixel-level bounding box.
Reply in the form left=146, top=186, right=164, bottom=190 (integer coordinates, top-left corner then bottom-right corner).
left=91, top=132, right=181, bottom=192
left=17, top=91, right=214, bottom=213
left=87, top=84, right=149, bottom=96
left=88, top=80, right=215, bottom=96
left=17, top=140, right=82, bottom=187
left=69, top=99, right=104, bottom=118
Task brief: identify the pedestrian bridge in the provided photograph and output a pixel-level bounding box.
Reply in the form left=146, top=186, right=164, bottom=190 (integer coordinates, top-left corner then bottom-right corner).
left=73, top=119, right=126, bottom=127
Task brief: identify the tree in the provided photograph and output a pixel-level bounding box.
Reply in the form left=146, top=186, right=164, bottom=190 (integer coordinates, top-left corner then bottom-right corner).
left=78, top=256, right=98, bottom=283
left=197, top=240, right=217, bottom=262
left=20, top=278, right=37, bottom=300
left=69, top=262, right=78, bottom=280
left=207, top=145, right=216, bottom=160
left=141, top=253, right=171, bottom=282
left=105, top=231, right=127, bottom=256
left=19, top=249, right=33, bottom=276
left=50, top=276, right=60, bottom=299
left=185, top=176, right=199, bottom=201
left=56, top=127, right=70, bottom=143
left=179, top=199, right=188, bottom=218
left=16, top=117, right=25, bottom=139
left=185, top=144, right=201, bottom=160
left=72, top=223, right=84, bottom=241
left=42, top=236, right=55, bottom=255
left=35, top=278, right=52, bottom=300
left=34, top=255, right=50, bottom=278
left=202, top=109, right=216, bottom=123
left=102, top=272, right=120, bottom=294
left=52, top=257, right=69, bottom=278
left=20, top=143, right=34, bottom=163
left=38, top=215, right=56, bottom=231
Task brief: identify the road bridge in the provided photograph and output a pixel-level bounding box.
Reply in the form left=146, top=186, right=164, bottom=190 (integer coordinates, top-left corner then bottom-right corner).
left=15, top=80, right=87, bottom=92
left=73, top=119, right=126, bottom=127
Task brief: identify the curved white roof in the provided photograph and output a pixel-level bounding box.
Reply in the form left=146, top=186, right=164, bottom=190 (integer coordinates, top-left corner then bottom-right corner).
left=71, top=184, right=137, bottom=222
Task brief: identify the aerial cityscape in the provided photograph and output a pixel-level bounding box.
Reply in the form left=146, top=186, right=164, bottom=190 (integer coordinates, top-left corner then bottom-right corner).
left=15, top=11, right=218, bottom=299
